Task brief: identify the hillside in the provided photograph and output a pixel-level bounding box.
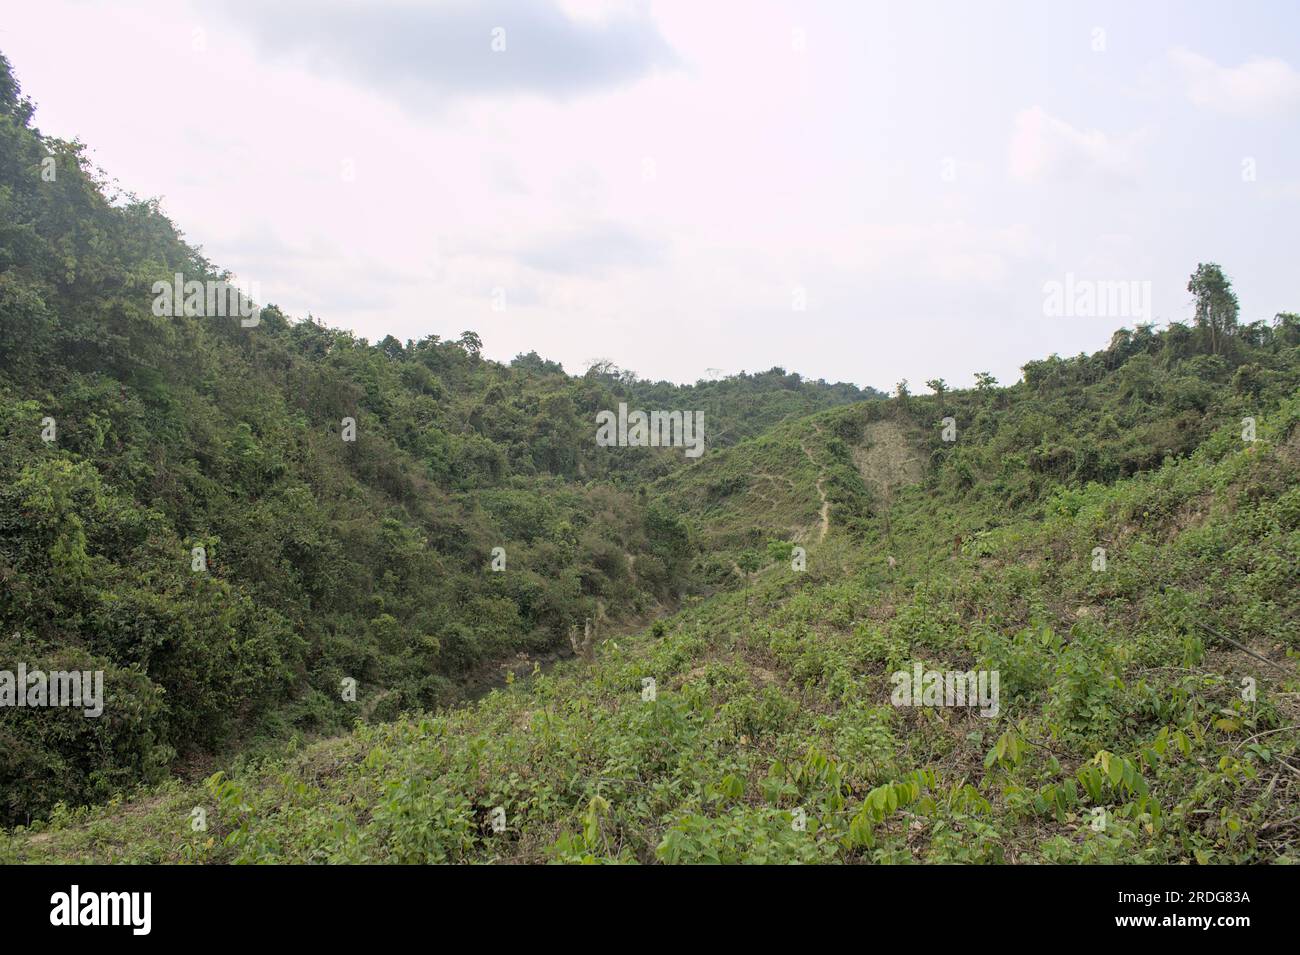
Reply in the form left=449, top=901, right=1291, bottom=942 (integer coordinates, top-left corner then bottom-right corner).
left=5, top=378, right=1297, bottom=863
left=2, top=49, right=1299, bottom=864
left=6, top=320, right=1299, bottom=861
left=0, top=52, right=869, bottom=826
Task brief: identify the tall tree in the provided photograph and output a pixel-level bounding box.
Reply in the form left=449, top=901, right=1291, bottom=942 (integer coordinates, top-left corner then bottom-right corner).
left=1187, top=263, right=1239, bottom=355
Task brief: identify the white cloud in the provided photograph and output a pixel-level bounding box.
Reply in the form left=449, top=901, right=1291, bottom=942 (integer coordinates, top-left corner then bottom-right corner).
left=1007, top=107, right=1146, bottom=183
left=5, top=0, right=1297, bottom=389
left=509, top=221, right=666, bottom=277
left=825, top=221, right=1036, bottom=285
left=1169, top=48, right=1300, bottom=118
left=212, top=0, right=680, bottom=107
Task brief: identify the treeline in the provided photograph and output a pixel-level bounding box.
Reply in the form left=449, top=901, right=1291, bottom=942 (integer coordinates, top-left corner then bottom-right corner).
left=652, top=263, right=1299, bottom=580
left=0, top=52, right=865, bottom=825
left=824, top=285, right=1300, bottom=516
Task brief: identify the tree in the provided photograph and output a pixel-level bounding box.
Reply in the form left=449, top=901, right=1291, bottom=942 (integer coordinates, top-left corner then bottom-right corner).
left=974, top=372, right=998, bottom=391
left=0, top=52, right=35, bottom=125
left=1187, top=263, right=1238, bottom=355
left=766, top=540, right=795, bottom=563
left=737, top=549, right=763, bottom=579
left=1274, top=312, right=1300, bottom=347
left=925, top=378, right=947, bottom=399
left=584, top=358, right=618, bottom=379
left=511, top=350, right=564, bottom=375
left=457, top=330, right=483, bottom=355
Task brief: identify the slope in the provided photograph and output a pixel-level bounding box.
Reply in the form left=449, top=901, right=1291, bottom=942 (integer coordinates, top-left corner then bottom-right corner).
left=0, top=51, right=867, bottom=825
left=7, top=330, right=1298, bottom=864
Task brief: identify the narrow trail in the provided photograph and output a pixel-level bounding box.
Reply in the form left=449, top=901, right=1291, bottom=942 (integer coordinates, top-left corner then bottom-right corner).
left=799, top=425, right=831, bottom=543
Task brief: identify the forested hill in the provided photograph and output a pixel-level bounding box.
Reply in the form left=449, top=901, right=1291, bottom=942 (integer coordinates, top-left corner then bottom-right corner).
left=2, top=48, right=1298, bottom=865
left=10, top=310, right=1298, bottom=861
left=0, top=53, right=872, bottom=824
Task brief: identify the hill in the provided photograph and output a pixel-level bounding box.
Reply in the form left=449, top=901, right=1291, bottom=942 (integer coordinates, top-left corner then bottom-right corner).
left=6, top=375, right=1297, bottom=863
left=1, top=50, right=1297, bottom=863
left=0, top=52, right=870, bottom=826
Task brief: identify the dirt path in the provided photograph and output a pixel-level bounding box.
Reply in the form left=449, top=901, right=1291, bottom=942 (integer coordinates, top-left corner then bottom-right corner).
left=852, top=420, right=925, bottom=494
left=799, top=426, right=830, bottom=543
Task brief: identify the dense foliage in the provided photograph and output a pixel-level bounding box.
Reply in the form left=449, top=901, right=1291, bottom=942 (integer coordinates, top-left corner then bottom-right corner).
left=0, top=53, right=868, bottom=825
left=6, top=382, right=1296, bottom=863
left=1, top=52, right=1296, bottom=862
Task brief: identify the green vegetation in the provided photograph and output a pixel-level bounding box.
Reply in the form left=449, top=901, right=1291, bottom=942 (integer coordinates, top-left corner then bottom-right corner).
left=0, top=52, right=870, bottom=826
left=1, top=51, right=1297, bottom=863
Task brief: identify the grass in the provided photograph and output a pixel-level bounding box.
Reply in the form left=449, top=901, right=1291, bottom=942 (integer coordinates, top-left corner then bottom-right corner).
left=6, top=399, right=1296, bottom=864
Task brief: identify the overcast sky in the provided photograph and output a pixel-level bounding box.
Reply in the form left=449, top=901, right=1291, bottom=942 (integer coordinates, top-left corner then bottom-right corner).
left=4, top=0, right=1298, bottom=389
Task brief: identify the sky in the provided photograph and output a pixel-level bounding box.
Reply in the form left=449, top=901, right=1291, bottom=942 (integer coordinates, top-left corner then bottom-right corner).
left=3, top=0, right=1298, bottom=390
